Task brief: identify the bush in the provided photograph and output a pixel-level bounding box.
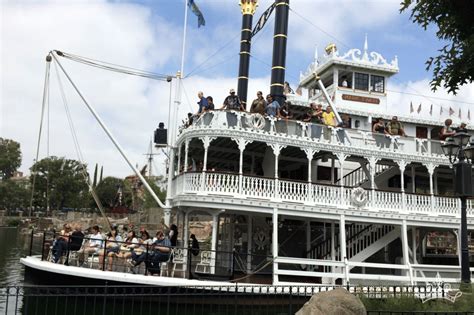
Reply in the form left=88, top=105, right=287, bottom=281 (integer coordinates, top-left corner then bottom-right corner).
left=360, top=290, right=474, bottom=312
left=6, top=218, right=21, bottom=227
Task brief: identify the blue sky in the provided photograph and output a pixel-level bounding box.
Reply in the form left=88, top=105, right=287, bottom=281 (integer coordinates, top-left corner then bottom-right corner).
left=2, top=0, right=472, bottom=177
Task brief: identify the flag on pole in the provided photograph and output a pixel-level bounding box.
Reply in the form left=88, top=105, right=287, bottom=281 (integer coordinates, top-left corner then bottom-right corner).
left=440, top=106, right=443, bottom=116
left=429, top=104, right=433, bottom=115
left=188, top=0, right=205, bottom=28
left=252, top=2, right=276, bottom=38
left=417, top=103, right=422, bottom=114
left=459, top=108, right=462, bottom=119
left=449, top=107, right=455, bottom=116
left=468, top=110, right=471, bottom=120
left=410, top=102, right=414, bottom=113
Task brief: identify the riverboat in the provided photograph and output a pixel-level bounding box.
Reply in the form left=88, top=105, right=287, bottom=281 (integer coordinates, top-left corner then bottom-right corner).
left=22, top=0, right=474, bottom=289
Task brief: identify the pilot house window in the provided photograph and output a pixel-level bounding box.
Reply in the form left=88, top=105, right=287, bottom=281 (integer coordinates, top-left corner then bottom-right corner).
left=354, top=73, right=369, bottom=91
left=371, top=75, right=385, bottom=93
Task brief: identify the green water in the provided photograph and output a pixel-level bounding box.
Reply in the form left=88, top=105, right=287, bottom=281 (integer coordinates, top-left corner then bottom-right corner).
left=0, top=227, right=27, bottom=287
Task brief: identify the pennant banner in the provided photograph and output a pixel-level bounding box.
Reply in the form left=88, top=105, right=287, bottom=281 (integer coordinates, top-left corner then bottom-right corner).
left=251, top=2, right=276, bottom=38
left=417, top=103, right=422, bottom=114
left=188, top=0, right=205, bottom=28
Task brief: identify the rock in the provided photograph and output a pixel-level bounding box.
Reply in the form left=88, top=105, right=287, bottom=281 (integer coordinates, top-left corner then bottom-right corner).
left=296, top=288, right=366, bottom=315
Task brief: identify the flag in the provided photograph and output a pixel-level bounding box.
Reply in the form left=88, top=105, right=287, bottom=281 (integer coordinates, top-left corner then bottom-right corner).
left=449, top=107, right=455, bottom=116
left=429, top=104, right=433, bottom=115
left=468, top=110, right=471, bottom=120
left=410, top=101, right=414, bottom=113
left=251, top=2, right=276, bottom=38
left=440, top=106, right=443, bottom=116
left=417, top=103, right=422, bottom=114
left=188, top=0, right=205, bottom=28
left=459, top=108, right=462, bottom=119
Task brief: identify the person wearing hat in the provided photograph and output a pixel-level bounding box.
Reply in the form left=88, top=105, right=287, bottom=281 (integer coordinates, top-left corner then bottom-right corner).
left=221, top=89, right=244, bottom=111
left=221, top=88, right=244, bottom=127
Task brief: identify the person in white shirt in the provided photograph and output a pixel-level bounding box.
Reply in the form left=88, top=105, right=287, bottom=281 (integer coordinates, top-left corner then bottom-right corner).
left=78, top=225, right=103, bottom=266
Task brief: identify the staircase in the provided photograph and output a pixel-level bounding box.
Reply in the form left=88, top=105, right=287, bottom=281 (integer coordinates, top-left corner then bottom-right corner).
left=335, top=163, right=393, bottom=187
left=306, top=223, right=397, bottom=270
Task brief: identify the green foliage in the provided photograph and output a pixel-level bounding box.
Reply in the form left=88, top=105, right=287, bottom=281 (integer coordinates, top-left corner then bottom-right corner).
left=94, top=176, right=132, bottom=209
left=141, top=178, right=166, bottom=210
left=361, top=290, right=474, bottom=312
left=30, top=156, right=89, bottom=209
left=0, top=180, right=30, bottom=210
left=401, top=0, right=474, bottom=94
left=0, top=138, right=22, bottom=180
left=6, top=218, right=21, bottom=227
left=92, top=163, right=98, bottom=188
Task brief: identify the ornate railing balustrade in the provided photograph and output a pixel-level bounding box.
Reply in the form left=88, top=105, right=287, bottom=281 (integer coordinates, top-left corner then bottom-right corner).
left=173, top=172, right=474, bottom=218
left=186, top=110, right=447, bottom=157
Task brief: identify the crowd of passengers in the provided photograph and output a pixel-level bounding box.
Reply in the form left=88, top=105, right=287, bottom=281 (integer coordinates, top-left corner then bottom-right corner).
left=186, top=86, right=469, bottom=141
left=50, top=222, right=200, bottom=275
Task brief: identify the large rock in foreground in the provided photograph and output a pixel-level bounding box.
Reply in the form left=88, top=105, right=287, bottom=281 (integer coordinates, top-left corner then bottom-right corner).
left=296, top=288, right=366, bottom=315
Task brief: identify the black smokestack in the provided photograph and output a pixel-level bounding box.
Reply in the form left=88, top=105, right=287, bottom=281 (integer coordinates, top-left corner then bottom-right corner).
left=237, top=1, right=258, bottom=109
left=270, top=0, right=289, bottom=106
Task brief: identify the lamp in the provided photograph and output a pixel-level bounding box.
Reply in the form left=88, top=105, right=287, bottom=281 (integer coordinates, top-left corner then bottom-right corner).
left=464, top=138, right=474, bottom=161
left=454, top=130, right=471, bottom=146
left=441, top=137, right=459, bottom=161
left=441, top=130, right=473, bottom=286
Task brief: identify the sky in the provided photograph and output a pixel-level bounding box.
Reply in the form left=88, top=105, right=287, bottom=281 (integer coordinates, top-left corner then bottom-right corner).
left=1, top=0, right=473, bottom=179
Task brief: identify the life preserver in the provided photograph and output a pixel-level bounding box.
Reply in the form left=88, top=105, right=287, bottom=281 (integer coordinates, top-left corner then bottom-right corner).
left=351, top=187, right=368, bottom=207
left=246, top=113, right=266, bottom=130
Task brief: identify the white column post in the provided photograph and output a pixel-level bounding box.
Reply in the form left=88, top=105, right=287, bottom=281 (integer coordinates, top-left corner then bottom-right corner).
left=233, top=138, right=250, bottom=197
left=306, top=220, right=311, bottom=255
left=330, top=156, right=335, bottom=184
left=272, top=207, right=279, bottom=285
left=339, top=215, right=347, bottom=285
left=411, top=226, right=417, bottom=264
left=200, top=136, right=214, bottom=193
left=410, top=166, right=416, bottom=194
left=305, top=149, right=317, bottom=203
left=164, top=208, right=171, bottom=227
left=177, top=143, right=182, bottom=174
left=336, top=153, right=347, bottom=205
left=397, top=160, right=407, bottom=211
left=401, top=220, right=411, bottom=283
left=426, top=163, right=436, bottom=213
left=271, top=144, right=283, bottom=200
left=369, top=157, right=378, bottom=208
left=183, top=139, right=190, bottom=172
left=210, top=211, right=220, bottom=274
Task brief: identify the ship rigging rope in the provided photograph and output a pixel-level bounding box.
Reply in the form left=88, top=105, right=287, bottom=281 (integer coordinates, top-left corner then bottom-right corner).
left=53, top=50, right=174, bottom=81
left=52, top=60, right=113, bottom=232
left=29, top=59, right=52, bottom=215
left=230, top=256, right=275, bottom=283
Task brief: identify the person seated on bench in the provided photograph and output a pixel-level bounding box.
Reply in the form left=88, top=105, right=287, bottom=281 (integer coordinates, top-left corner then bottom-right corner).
left=116, top=230, right=139, bottom=260
left=146, top=230, right=171, bottom=275
left=98, top=227, right=122, bottom=271
left=78, top=225, right=103, bottom=266
left=52, top=223, right=72, bottom=263
left=69, top=224, right=84, bottom=251
left=129, top=231, right=153, bottom=271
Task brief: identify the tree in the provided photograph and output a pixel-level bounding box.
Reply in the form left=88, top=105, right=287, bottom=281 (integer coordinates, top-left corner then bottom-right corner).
left=141, top=177, right=166, bottom=210
left=94, top=176, right=132, bottom=209
left=401, top=0, right=474, bottom=94
left=0, top=180, right=30, bottom=210
left=30, top=156, right=89, bottom=210
left=0, top=138, right=22, bottom=180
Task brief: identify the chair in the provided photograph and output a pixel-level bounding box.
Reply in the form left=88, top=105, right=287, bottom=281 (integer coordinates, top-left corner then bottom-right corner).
left=195, top=250, right=211, bottom=273
left=169, top=248, right=186, bottom=278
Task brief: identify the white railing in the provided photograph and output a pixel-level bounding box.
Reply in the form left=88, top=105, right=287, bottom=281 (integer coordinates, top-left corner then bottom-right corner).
left=188, top=110, right=451, bottom=157
left=176, top=172, right=471, bottom=218
left=340, top=163, right=391, bottom=187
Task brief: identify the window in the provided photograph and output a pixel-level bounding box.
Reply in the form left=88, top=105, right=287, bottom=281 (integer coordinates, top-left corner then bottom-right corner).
left=371, top=75, right=385, bottom=93
left=354, top=73, right=369, bottom=91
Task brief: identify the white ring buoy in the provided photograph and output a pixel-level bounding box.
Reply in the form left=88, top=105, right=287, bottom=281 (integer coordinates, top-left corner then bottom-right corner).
left=246, top=113, right=266, bottom=130
left=351, top=187, right=368, bottom=207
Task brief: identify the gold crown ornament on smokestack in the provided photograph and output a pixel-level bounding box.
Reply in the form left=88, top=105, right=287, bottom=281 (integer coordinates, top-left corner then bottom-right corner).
left=239, top=0, right=258, bottom=15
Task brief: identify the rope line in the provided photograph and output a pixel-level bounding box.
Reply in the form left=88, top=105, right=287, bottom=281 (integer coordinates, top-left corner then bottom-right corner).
left=55, top=50, right=174, bottom=81
left=52, top=60, right=113, bottom=231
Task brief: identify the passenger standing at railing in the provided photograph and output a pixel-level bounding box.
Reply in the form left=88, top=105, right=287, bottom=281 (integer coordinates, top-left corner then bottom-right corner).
left=439, top=119, right=456, bottom=140
left=457, top=122, right=468, bottom=133
left=202, top=96, right=215, bottom=125
left=250, top=91, right=266, bottom=114
left=196, top=91, right=208, bottom=115
left=373, top=118, right=389, bottom=148
left=206, top=96, right=215, bottom=111
left=304, top=103, right=323, bottom=138
left=221, top=88, right=244, bottom=127
left=264, top=94, right=281, bottom=118
left=387, top=116, right=406, bottom=137
left=78, top=225, right=103, bottom=266
left=322, top=106, right=337, bottom=141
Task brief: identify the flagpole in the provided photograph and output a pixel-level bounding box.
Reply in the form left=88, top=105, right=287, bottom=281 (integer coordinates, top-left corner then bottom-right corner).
left=165, top=0, right=189, bottom=224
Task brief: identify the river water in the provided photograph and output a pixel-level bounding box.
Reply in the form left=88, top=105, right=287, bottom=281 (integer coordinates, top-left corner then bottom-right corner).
left=0, top=227, right=27, bottom=287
